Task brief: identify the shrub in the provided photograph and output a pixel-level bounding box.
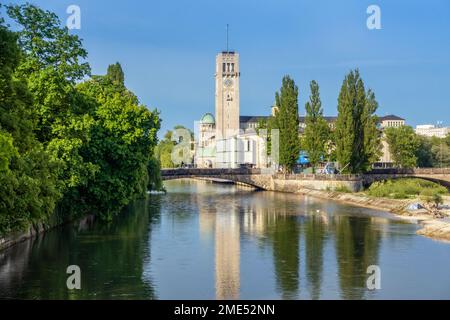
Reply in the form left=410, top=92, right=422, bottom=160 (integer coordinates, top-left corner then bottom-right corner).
left=366, top=178, right=447, bottom=199
left=335, top=185, right=352, bottom=193
left=420, top=189, right=443, bottom=207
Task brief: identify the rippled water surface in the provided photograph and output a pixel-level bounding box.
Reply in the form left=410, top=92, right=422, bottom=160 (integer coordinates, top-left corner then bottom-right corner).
left=1, top=179, right=450, bottom=299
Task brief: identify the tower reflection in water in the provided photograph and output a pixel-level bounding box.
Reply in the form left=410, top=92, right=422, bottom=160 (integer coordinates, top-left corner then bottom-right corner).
left=198, top=183, right=242, bottom=300
left=197, top=182, right=383, bottom=300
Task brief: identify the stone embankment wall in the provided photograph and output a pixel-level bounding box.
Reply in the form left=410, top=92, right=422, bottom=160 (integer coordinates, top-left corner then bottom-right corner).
left=0, top=224, right=46, bottom=252
left=0, top=213, right=94, bottom=252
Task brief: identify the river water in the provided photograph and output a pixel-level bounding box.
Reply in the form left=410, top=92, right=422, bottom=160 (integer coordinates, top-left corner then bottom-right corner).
left=1, top=179, right=450, bottom=299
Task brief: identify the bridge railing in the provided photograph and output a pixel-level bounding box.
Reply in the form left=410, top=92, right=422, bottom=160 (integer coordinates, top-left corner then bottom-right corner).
left=160, top=168, right=262, bottom=176
left=368, top=168, right=450, bottom=175
left=272, top=173, right=363, bottom=181
left=161, top=168, right=364, bottom=181
left=161, top=167, right=450, bottom=179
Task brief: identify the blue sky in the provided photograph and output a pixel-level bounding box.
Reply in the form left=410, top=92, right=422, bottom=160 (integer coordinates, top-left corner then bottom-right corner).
left=5, top=0, right=450, bottom=136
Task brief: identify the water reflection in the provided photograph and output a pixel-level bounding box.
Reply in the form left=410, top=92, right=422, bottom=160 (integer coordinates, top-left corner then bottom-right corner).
left=333, top=216, right=381, bottom=299
left=0, top=200, right=158, bottom=299
left=305, top=214, right=326, bottom=300
left=194, top=181, right=387, bottom=299
left=1, top=179, right=450, bottom=299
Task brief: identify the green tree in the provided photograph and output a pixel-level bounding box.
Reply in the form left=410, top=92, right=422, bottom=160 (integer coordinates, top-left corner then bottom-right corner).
left=107, top=62, right=125, bottom=86
left=75, top=73, right=160, bottom=220
left=147, top=156, right=164, bottom=192
left=303, top=80, right=330, bottom=173
left=335, top=70, right=380, bottom=173
left=362, top=90, right=381, bottom=169
left=1, top=4, right=162, bottom=233
left=6, top=4, right=90, bottom=82
left=445, top=133, right=450, bottom=147
left=416, top=135, right=434, bottom=168
left=430, top=139, right=450, bottom=168
left=0, top=13, right=61, bottom=235
left=256, top=116, right=277, bottom=160
left=155, top=125, right=194, bottom=168
left=155, top=130, right=175, bottom=168
left=7, top=3, right=96, bottom=193
left=384, top=126, right=420, bottom=168
left=273, top=76, right=300, bottom=172
left=335, top=70, right=365, bottom=173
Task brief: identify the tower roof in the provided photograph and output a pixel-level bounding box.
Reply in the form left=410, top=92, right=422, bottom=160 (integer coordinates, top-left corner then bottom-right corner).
left=200, top=113, right=215, bottom=124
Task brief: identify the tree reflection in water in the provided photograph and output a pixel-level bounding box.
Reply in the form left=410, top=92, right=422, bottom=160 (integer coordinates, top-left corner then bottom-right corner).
left=0, top=197, right=160, bottom=299
left=2, top=179, right=446, bottom=300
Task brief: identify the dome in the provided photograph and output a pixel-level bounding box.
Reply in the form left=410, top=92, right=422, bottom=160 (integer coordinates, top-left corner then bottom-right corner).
left=200, top=113, right=215, bottom=124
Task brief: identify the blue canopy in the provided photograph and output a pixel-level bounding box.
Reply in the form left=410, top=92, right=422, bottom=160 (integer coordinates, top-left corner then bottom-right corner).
left=298, top=151, right=309, bottom=165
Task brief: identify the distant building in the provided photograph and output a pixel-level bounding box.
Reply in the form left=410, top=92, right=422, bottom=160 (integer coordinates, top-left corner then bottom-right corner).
left=378, top=115, right=405, bottom=128
left=415, top=124, right=450, bottom=138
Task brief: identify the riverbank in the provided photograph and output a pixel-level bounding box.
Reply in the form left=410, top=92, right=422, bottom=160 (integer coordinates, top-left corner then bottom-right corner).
left=0, top=223, right=47, bottom=252
left=190, top=177, right=450, bottom=242
left=0, top=215, right=94, bottom=252
left=296, top=188, right=450, bottom=242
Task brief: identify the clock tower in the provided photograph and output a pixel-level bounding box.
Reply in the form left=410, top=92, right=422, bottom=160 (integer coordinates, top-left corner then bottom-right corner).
left=215, top=51, right=240, bottom=139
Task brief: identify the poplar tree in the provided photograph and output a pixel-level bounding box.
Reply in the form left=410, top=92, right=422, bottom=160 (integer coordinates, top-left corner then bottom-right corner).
left=362, top=89, right=381, bottom=170
left=303, top=80, right=330, bottom=173
left=107, top=62, right=125, bottom=86
left=335, top=70, right=380, bottom=173
left=274, top=76, right=300, bottom=173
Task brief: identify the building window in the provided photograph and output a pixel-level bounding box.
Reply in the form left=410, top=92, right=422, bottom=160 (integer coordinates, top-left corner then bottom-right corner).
left=223, top=63, right=226, bottom=72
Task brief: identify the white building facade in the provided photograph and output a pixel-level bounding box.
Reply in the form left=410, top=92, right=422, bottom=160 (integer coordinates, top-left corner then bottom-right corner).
left=415, top=124, right=450, bottom=138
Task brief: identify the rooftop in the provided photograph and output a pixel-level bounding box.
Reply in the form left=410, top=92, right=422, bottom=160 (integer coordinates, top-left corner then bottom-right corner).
left=379, top=114, right=405, bottom=121
left=239, top=114, right=404, bottom=124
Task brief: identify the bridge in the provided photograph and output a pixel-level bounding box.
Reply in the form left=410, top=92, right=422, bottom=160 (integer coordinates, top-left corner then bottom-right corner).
left=160, top=168, right=450, bottom=192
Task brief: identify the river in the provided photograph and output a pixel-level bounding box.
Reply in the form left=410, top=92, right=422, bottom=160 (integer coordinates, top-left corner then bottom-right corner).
left=1, top=179, right=450, bottom=299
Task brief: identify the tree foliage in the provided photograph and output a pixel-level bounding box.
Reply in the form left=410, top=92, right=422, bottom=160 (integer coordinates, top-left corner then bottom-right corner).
left=384, top=126, right=419, bottom=168
left=335, top=70, right=380, bottom=173
left=107, top=62, right=125, bottom=86
left=0, top=4, right=161, bottom=235
left=73, top=73, right=160, bottom=219
left=155, top=125, right=193, bottom=168
left=429, top=136, right=450, bottom=168
left=303, top=80, right=330, bottom=172
left=273, top=76, right=300, bottom=172
left=0, top=12, right=61, bottom=235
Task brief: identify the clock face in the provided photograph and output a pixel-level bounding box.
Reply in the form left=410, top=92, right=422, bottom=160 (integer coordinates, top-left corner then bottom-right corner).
left=224, top=78, right=233, bottom=87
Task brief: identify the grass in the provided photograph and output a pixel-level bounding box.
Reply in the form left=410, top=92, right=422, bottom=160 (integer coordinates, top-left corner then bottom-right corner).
left=334, top=185, right=352, bottom=193
left=366, top=178, right=448, bottom=200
